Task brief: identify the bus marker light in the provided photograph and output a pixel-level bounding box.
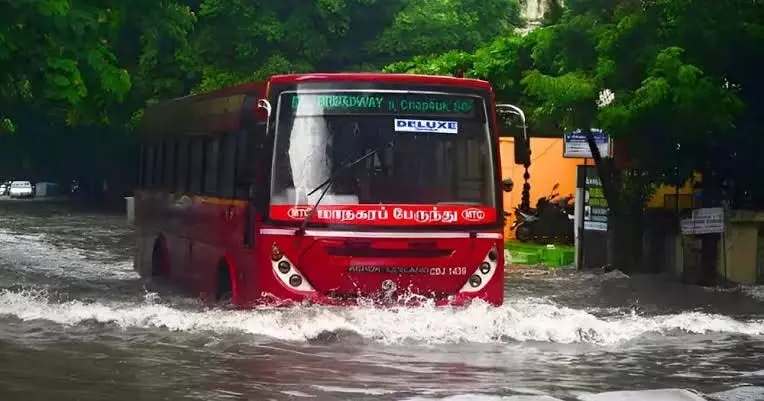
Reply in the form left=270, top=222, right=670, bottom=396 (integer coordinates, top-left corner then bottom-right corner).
left=271, top=243, right=282, bottom=261
left=459, top=244, right=499, bottom=293
left=479, top=262, right=491, bottom=274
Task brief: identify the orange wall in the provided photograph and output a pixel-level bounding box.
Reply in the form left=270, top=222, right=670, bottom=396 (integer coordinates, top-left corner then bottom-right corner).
left=500, top=137, right=579, bottom=239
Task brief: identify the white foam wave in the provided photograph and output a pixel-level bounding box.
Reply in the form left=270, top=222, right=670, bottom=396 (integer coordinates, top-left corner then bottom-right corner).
left=577, top=389, right=706, bottom=401
left=1, top=290, right=762, bottom=345
left=707, top=386, right=764, bottom=401
left=741, top=285, right=764, bottom=301
left=401, top=395, right=564, bottom=401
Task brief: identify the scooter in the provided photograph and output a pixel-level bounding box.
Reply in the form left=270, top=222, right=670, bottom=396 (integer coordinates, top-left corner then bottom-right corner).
left=511, top=183, right=574, bottom=244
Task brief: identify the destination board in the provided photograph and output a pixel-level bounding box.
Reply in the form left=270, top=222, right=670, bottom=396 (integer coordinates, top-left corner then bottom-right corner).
left=283, top=92, right=479, bottom=118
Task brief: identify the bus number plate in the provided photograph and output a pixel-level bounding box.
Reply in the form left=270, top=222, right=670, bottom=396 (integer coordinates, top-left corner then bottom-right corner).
left=430, top=267, right=468, bottom=276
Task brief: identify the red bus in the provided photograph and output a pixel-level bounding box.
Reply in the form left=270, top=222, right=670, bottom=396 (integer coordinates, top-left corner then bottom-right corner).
left=133, top=73, right=530, bottom=307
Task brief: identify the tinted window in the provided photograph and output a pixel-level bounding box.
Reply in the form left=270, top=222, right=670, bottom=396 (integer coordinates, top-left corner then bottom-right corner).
left=189, top=137, right=204, bottom=194
left=164, top=140, right=176, bottom=190
left=204, top=137, right=219, bottom=195
left=176, top=139, right=189, bottom=193
left=218, top=133, right=236, bottom=197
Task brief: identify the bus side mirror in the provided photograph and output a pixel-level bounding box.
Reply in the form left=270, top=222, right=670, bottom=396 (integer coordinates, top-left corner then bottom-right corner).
left=496, top=104, right=531, bottom=166
left=502, top=178, right=514, bottom=193
left=257, top=99, right=272, bottom=135
left=513, top=135, right=531, bottom=166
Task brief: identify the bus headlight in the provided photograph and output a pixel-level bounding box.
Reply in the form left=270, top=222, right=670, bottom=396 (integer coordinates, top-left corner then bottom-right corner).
left=459, top=245, right=500, bottom=293
left=270, top=243, right=315, bottom=293
left=479, top=262, right=491, bottom=275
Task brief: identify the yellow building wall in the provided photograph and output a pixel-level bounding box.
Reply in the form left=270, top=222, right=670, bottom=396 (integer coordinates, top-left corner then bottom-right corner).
left=646, top=173, right=701, bottom=209
left=500, top=137, right=578, bottom=239
left=718, top=223, right=758, bottom=284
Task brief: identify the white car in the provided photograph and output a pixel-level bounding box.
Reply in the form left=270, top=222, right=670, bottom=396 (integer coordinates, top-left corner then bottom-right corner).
left=9, top=181, right=34, bottom=198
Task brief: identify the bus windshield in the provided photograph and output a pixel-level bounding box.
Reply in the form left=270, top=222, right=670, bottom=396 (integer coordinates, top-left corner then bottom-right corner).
left=269, top=87, right=498, bottom=227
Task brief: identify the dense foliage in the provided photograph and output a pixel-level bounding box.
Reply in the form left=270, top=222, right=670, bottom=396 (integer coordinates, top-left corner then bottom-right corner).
left=386, top=0, right=764, bottom=279
left=388, top=0, right=764, bottom=207
left=2, top=0, right=763, bottom=279
left=0, top=0, right=520, bottom=186
left=2, top=0, right=763, bottom=207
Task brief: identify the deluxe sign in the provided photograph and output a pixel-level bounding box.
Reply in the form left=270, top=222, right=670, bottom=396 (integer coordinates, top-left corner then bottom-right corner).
left=270, top=204, right=495, bottom=225
left=394, top=119, right=458, bottom=134
left=285, top=92, right=478, bottom=118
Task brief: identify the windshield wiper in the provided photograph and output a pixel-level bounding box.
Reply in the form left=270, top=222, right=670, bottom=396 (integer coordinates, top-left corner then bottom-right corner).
left=295, top=140, right=394, bottom=236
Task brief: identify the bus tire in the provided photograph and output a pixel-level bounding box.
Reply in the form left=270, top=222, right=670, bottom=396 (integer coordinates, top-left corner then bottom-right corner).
left=216, top=260, right=233, bottom=304
left=151, top=239, right=168, bottom=277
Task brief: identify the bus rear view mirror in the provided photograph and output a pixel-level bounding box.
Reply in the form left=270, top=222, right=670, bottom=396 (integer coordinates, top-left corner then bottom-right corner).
left=513, top=135, right=530, bottom=166
left=257, top=99, right=272, bottom=134
left=496, top=104, right=531, bottom=166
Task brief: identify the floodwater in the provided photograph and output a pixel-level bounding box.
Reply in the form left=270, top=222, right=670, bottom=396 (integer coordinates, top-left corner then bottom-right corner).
left=0, top=201, right=762, bottom=401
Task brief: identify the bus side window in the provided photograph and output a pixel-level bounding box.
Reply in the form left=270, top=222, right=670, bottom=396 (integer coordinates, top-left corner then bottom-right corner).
left=138, top=143, right=145, bottom=187
left=218, top=133, right=236, bottom=198
left=204, top=136, right=219, bottom=195
left=145, top=142, right=155, bottom=188
left=164, top=139, right=176, bottom=192
left=189, top=136, right=204, bottom=194
left=176, top=138, right=190, bottom=194
left=234, top=130, right=254, bottom=200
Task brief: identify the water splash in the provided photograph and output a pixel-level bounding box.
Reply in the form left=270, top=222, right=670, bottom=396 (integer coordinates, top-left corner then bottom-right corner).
left=1, top=289, right=761, bottom=346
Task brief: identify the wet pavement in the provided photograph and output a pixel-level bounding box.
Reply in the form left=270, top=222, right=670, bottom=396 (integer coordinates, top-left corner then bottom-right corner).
left=0, top=201, right=762, bottom=401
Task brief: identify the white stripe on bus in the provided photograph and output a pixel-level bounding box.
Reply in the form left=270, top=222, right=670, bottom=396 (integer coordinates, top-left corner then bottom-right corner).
left=259, top=228, right=502, bottom=239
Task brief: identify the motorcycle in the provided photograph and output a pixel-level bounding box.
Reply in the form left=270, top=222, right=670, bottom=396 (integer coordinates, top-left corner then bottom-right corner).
left=510, top=183, right=574, bottom=244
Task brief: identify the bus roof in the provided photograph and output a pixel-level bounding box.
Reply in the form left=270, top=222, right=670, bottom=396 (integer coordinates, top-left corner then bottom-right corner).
left=269, top=72, right=492, bottom=89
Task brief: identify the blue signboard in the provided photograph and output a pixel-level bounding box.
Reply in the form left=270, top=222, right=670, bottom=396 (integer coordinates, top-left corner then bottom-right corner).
left=563, top=129, right=611, bottom=159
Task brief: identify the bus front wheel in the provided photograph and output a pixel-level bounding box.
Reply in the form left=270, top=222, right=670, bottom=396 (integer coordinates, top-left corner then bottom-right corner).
left=151, top=240, right=169, bottom=278
left=216, top=260, right=233, bottom=304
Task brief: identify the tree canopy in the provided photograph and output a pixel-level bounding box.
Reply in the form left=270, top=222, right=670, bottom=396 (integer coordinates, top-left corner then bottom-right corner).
left=0, top=0, right=520, bottom=183
left=1, top=0, right=763, bottom=210
left=386, top=0, right=764, bottom=204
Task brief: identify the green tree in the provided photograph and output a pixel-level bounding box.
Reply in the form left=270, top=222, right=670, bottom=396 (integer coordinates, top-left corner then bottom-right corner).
left=182, top=0, right=407, bottom=92
left=373, top=0, right=523, bottom=62
left=385, top=0, right=764, bottom=282
left=184, top=0, right=524, bottom=92
left=0, top=0, right=130, bottom=127
left=520, top=0, right=763, bottom=281
left=0, top=0, right=195, bottom=194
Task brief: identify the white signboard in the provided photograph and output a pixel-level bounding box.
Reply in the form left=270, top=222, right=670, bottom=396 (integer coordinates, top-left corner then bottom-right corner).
left=394, top=119, right=458, bottom=134
left=680, top=207, right=725, bottom=235
left=564, top=129, right=611, bottom=159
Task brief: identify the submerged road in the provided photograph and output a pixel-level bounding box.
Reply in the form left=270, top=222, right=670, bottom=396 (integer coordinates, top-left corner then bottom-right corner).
left=0, top=201, right=762, bottom=401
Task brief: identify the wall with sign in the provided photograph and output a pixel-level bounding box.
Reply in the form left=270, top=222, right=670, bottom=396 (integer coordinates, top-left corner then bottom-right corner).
left=583, top=166, right=609, bottom=231
left=499, top=137, right=578, bottom=238
left=563, top=129, right=612, bottom=159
